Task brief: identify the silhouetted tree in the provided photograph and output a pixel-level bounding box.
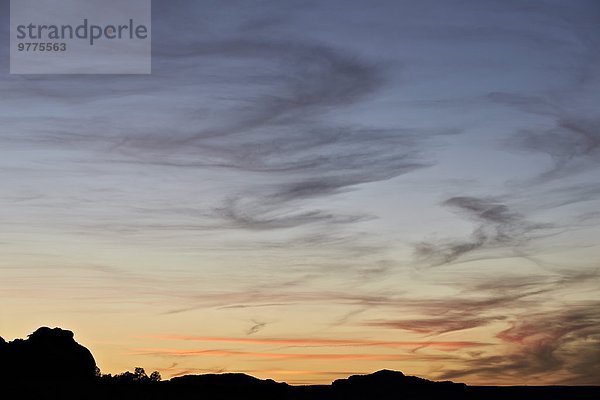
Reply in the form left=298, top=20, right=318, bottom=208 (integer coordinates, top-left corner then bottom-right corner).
left=134, top=367, right=148, bottom=382
left=104, top=367, right=161, bottom=384
left=149, top=371, right=162, bottom=382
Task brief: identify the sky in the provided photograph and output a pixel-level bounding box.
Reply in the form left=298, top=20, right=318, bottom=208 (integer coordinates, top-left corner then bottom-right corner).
left=1, top=0, right=599, bottom=386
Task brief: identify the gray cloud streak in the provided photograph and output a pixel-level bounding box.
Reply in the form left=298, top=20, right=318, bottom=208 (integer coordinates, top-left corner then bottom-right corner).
left=415, top=197, right=549, bottom=266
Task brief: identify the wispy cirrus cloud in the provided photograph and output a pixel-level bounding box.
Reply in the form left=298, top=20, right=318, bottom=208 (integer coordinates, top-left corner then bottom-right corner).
left=415, top=196, right=549, bottom=266
left=246, top=320, right=267, bottom=336
left=439, top=303, right=600, bottom=385
left=487, top=92, right=600, bottom=182
left=513, top=117, right=600, bottom=180
left=0, top=36, right=440, bottom=244
left=363, top=270, right=599, bottom=336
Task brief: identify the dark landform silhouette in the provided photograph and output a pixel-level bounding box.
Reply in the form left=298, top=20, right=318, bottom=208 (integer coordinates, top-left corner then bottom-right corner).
left=0, top=327, right=598, bottom=400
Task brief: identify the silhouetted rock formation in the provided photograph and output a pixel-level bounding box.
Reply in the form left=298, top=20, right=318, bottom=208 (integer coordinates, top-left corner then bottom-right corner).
left=0, top=327, right=97, bottom=385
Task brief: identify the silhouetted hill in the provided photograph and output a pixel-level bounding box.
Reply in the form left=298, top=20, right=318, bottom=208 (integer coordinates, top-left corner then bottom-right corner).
left=171, top=372, right=284, bottom=387
left=331, top=369, right=466, bottom=399
left=0, top=327, right=599, bottom=400
left=167, top=373, right=289, bottom=400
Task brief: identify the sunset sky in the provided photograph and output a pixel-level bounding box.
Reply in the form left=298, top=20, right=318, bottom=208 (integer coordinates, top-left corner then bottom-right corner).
left=1, top=0, right=599, bottom=385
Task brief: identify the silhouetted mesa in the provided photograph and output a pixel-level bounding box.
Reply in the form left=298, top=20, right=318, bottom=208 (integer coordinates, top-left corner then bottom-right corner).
left=0, top=327, right=599, bottom=400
